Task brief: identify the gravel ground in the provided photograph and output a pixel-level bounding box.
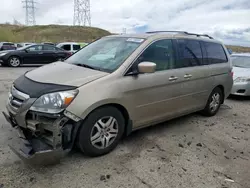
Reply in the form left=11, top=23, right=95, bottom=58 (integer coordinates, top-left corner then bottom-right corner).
left=0, top=66, right=249, bottom=188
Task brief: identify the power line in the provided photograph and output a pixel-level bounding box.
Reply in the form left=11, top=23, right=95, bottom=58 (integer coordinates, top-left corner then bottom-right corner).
left=73, top=0, right=91, bottom=26
left=22, top=0, right=36, bottom=26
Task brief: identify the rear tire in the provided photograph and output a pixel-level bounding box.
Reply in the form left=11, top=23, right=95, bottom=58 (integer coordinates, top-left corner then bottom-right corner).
left=201, top=87, right=223, bottom=116
left=77, top=106, right=125, bottom=157
left=8, top=56, right=21, bottom=67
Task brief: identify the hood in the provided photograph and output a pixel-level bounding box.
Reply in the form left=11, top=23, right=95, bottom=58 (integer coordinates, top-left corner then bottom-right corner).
left=25, top=62, right=109, bottom=87
left=232, top=66, right=250, bottom=79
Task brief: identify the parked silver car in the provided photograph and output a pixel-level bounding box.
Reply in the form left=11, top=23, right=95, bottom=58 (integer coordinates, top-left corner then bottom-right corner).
left=231, top=53, right=250, bottom=96
left=3, top=31, right=233, bottom=164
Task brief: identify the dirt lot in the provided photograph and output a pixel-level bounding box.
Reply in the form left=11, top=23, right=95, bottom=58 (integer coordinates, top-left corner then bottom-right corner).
left=0, top=66, right=249, bottom=188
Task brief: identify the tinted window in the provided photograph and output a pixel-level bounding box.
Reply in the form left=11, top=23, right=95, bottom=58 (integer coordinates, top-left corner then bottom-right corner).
left=177, top=39, right=203, bottom=67
left=138, top=39, right=175, bottom=71
left=43, top=45, right=56, bottom=51
left=204, top=42, right=227, bottom=64
left=1, top=43, right=16, bottom=50
left=73, top=45, right=81, bottom=51
left=62, top=45, right=71, bottom=51
left=26, top=45, right=43, bottom=51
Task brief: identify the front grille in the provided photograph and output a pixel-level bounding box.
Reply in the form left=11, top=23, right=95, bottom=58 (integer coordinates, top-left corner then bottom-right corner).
left=8, top=86, right=30, bottom=111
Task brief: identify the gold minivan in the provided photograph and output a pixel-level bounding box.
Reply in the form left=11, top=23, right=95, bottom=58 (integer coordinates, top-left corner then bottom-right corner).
left=3, top=31, right=233, bottom=164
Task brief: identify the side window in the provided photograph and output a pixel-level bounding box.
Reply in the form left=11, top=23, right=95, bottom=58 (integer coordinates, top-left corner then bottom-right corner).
left=43, top=45, right=56, bottom=51
left=177, top=39, right=203, bottom=68
left=204, top=42, right=228, bottom=64
left=73, top=45, right=81, bottom=51
left=61, top=45, right=71, bottom=51
left=27, top=45, right=43, bottom=51
left=137, top=39, right=175, bottom=71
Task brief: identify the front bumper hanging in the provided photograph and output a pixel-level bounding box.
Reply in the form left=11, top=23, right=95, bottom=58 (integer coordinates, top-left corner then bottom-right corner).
left=3, top=111, right=70, bottom=165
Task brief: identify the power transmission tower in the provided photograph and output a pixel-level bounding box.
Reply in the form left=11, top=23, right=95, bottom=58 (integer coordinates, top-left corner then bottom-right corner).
left=73, top=0, right=91, bottom=26
left=22, top=0, right=36, bottom=25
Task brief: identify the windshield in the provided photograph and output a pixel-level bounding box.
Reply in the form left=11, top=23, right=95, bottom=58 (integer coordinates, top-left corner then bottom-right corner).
left=65, top=37, right=145, bottom=72
left=231, top=56, right=250, bottom=68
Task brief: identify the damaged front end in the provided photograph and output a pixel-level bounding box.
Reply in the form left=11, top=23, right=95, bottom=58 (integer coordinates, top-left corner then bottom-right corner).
left=3, top=85, right=81, bottom=165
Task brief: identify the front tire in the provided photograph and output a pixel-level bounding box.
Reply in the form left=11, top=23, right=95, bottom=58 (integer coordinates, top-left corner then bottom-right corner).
left=8, top=56, right=21, bottom=67
left=202, top=87, right=223, bottom=116
left=77, top=106, right=125, bottom=157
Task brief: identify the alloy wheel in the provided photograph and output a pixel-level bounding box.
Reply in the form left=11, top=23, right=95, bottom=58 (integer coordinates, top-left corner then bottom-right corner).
left=9, top=57, right=20, bottom=67
left=209, top=93, right=220, bottom=112
left=90, top=116, right=119, bottom=149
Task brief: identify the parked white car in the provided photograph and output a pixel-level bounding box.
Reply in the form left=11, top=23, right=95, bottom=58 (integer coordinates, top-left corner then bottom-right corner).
left=56, top=42, right=81, bottom=54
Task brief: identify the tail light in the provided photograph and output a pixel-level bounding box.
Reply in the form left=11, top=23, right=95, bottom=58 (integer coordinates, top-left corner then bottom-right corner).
left=230, top=71, right=234, bottom=77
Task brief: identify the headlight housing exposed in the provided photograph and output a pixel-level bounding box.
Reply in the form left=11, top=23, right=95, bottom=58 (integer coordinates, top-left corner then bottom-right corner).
left=30, top=90, right=78, bottom=114
left=0, top=53, right=7, bottom=57
left=234, top=77, right=250, bottom=83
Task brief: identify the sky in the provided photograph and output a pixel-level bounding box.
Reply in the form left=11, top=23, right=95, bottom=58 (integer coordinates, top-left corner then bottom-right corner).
left=1, top=0, right=250, bottom=46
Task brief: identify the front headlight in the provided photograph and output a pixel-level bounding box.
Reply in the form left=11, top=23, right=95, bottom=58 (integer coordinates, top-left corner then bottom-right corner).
left=234, top=77, right=250, bottom=83
left=30, top=89, right=78, bottom=114
left=0, top=53, right=7, bottom=57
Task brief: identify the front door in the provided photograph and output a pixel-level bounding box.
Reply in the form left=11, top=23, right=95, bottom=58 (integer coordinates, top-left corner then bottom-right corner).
left=121, top=39, right=188, bottom=128
left=23, top=45, right=45, bottom=64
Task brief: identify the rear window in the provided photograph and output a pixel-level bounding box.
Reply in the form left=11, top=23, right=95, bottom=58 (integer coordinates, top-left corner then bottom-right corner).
left=73, top=45, right=81, bottom=51
left=177, top=39, right=203, bottom=67
left=204, top=42, right=228, bottom=64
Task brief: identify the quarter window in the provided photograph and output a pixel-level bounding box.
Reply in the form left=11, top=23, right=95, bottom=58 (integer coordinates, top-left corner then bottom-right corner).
left=204, top=42, right=227, bottom=64
left=137, top=39, right=175, bottom=71
left=177, top=39, right=203, bottom=68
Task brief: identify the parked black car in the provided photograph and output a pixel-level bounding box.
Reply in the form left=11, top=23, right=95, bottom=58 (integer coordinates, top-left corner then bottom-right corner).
left=0, top=44, right=71, bottom=67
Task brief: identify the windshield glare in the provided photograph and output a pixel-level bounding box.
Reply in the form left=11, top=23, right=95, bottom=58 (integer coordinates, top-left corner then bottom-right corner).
left=231, top=56, right=250, bottom=68
left=65, top=37, right=145, bottom=72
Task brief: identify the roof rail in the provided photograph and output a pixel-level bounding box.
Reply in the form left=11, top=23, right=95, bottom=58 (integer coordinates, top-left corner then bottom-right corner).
left=146, top=31, right=186, bottom=34
left=146, top=31, right=213, bottom=39
left=183, top=32, right=213, bottom=39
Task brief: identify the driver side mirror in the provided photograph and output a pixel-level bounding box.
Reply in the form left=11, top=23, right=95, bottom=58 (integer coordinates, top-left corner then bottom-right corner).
left=138, top=62, right=156, bottom=73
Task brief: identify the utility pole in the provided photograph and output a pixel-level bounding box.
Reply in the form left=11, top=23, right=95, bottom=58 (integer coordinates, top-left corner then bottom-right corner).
left=22, top=0, right=36, bottom=26
left=73, top=0, right=91, bottom=26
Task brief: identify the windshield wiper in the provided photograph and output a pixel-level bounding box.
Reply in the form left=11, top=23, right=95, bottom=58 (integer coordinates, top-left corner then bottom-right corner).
left=75, top=63, right=100, bottom=70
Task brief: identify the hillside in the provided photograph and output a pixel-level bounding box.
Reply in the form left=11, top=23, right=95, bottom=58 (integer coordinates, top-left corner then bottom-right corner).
left=0, top=24, right=111, bottom=43
left=226, top=45, right=250, bottom=53
left=0, top=24, right=250, bottom=53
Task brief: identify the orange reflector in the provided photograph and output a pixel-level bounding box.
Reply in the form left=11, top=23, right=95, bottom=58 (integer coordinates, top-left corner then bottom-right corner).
left=64, top=97, right=74, bottom=105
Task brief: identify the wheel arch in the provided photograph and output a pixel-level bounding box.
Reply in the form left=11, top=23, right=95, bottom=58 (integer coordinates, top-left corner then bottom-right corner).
left=215, top=85, right=225, bottom=104
left=79, top=102, right=133, bottom=137
left=8, top=55, right=22, bottom=64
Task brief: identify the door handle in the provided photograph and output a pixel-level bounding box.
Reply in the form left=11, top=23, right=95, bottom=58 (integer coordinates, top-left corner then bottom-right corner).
left=184, top=74, right=192, bottom=79
left=169, top=76, right=178, bottom=81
